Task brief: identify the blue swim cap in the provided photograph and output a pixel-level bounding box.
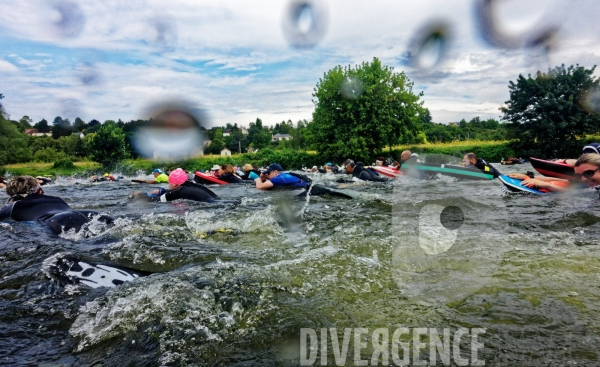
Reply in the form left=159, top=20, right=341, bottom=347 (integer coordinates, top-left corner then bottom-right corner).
left=152, top=168, right=163, bottom=174
left=326, top=162, right=332, bottom=166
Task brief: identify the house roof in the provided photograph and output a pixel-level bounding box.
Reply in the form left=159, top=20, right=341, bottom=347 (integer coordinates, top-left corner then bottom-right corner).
left=272, top=133, right=291, bottom=137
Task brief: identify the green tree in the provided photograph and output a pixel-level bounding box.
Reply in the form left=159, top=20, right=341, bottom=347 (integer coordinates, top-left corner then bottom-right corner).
left=73, top=117, right=87, bottom=132
left=34, top=119, right=50, bottom=133
left=0, top=113, right=31, bottom=165
left=51, top=116, right=73, bottom=139
left=308, top=58, right=424, bottom=160
left=501, top=64, right=600, bottom=158
left=251, top=131, right=272, bottom=150
left=207, top=138, right=225, bottom=154
left=17, top=116, right=33, bottom=132
left=85, top=124, right=128, bottom=166
left=0, top=93, right=8, bottom=120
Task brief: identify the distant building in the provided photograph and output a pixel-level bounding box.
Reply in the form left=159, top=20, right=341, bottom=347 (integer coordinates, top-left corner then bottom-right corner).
left=221, top=148, right=232, bottom=156
left=72, top=132, right=84, bottom=139
left=203, top=140, right=212, bottom=147
left=24, top=129, right=51, bottom=137
left=247, top=146, right=257, bottom=153
left=271, top=133, right=291, bottom=141
left=240, top=127, right=248, bottom=135
left=448, top=122, right=459, bottom=126
left=223, top=129, right=231, bottom=137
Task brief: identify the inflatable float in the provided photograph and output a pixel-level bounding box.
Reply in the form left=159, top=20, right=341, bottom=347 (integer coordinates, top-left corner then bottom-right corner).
left=402, top=162, right=496, bottom=180
left=194, top=171, right=228, bottom=185
left=529, top=158, right=575, bottom=180
left=371, top=166, right=403, bottom=178
left=498, top=174, right=569, bottom=195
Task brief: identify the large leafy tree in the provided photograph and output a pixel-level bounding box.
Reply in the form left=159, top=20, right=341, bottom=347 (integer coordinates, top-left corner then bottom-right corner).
left=501, top=64, right=600, bottom=158
left=85, top=124, right=128, bottom=166
left=308, top=57, right=424, bottom=160
left=0, top=113, right=31, bottom=165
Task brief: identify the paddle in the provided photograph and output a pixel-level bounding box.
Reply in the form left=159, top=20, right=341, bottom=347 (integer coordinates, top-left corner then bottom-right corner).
left=131, top=179, right=146, bottom=183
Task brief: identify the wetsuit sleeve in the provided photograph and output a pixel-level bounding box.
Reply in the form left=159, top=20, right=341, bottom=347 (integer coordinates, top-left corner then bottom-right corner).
left=146, top=188, right=168, bottom=201
left=0, top=203, right=14, bottom=220
left=160, top=188, right=182, bottom=202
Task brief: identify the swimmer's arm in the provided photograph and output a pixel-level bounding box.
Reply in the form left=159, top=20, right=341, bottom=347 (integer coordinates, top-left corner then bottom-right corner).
left=0, top=203, right=13, bottom=220
left=521, top=179, right=567, bottom=192
left=255, top=177, right=274, bottom=190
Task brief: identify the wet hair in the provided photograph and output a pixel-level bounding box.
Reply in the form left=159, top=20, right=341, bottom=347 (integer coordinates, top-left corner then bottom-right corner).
left=242, top=163, right=253, bottom=173
left=220, top=164, right=235, bottom=175
left=344, top=159, right=355, bottom=168
left=575, top=153, right=600, bottom=168
left=0, top=176, right=6, bottom=184
left=465, top=153, right=477, bottom=161
left=6, top=176, right=40, bottom=198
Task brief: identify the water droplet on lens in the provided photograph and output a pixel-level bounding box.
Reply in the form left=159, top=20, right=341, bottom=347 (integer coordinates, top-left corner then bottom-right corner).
left=474, top=0, right=563, bottom=50
left=440, top=206, right=464, bottom=230
left=282, top=0, right=328, bottom=49
left=77, top=62, right=102, bottom=86
left=51, top=0, right=85, bottom=38
left=582, top=87, right=600, bottom=114
left=410, top=22, right=451, bottom=70
left=340, top=76, right=364, bottom=100
left=133, top=101, right=207, bottom=161
left=149, top=15, right=178, bottom=51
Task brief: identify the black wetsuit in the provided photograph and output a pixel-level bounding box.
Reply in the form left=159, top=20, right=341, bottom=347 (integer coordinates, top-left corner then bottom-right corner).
left=0, top=194, right=71, bottom=221
left=217, top=173, right=253, bottom=184
left=473, top=158, right=501, bottom=178
left=0, top=194, right=110, bottom=234
left=352, top=163, right=388, bottom=182
left=240, top=170, right=261, bottom=180
left=148, top=181, right=221, bottom=202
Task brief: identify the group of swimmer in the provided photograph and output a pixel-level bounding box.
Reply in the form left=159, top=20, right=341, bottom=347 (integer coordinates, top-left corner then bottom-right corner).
left=3, top=142, right=600, bottom=234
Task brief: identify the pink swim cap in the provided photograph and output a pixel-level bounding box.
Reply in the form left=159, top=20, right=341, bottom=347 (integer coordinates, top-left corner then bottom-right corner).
left=168, top=168, right=188, bottom=185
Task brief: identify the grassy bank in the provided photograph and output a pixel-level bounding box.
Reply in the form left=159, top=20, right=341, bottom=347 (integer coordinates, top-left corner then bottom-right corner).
left=1, top=161, right=101, bottom=177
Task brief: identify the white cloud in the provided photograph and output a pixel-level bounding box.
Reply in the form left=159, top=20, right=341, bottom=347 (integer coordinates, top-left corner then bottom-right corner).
left=0, top=0, right=599, bottom=125
left=0, top=59, right=18, bottom=72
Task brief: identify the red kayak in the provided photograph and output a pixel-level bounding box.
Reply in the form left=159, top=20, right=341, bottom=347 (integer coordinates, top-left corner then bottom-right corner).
left=371, top=166, right=403, bottom=178
left=194, top=171, right=228, bottom=185
left=529, top=157, right=575, bottom=180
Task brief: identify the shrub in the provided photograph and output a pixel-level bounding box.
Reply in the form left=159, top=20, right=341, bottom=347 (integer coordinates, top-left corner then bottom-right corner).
left=34, top=148, right=67, bottom=163
left=53, top=158, right=75, bottom=169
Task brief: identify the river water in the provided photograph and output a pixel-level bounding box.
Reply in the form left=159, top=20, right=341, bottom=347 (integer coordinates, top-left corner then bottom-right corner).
left=2, top=163, right=600, bottom=366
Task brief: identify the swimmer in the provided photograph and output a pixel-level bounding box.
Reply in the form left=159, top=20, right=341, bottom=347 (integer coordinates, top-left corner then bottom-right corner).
left=0, top=175, right=111, bottom=234
left=137, top=168, right=221, bottom=202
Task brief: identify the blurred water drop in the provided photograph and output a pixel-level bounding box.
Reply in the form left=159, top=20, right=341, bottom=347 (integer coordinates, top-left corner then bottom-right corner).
left=133, top=102, right=207, bottom=161
left=582, top=87, right=600, bottom=114
left=50, top=0, right=86, bottom=38
left=340, top=76, right=364, bottom=99
left=410, top=22, right=451, bottom=70
left=59, top=99, right=84, bottom=121
left=474, top=0, right=563, bottom=49
left=149, top=15, right=178, bottom=51
left=282, top=0, right=328, bottom=49
left=77, top=62, right=103, bottom=86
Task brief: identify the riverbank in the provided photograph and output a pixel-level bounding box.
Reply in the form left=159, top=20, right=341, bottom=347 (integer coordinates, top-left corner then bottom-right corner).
left=1, top=140, right=515, bottom=177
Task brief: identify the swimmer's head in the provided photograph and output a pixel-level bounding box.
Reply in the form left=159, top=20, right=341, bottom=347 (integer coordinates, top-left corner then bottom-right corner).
left=6, top=176, right=41, bottom=199
left=242, top=164, right=253, bottom=173
left=168, top=168, right=188, bottom=186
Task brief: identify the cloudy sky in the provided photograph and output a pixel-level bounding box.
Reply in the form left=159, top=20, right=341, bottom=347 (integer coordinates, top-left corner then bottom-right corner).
left=0, top=0, right=599, bottom=127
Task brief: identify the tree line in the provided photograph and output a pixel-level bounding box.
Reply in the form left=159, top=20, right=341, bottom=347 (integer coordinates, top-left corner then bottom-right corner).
left=1, top=61, right=599, bottom=167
